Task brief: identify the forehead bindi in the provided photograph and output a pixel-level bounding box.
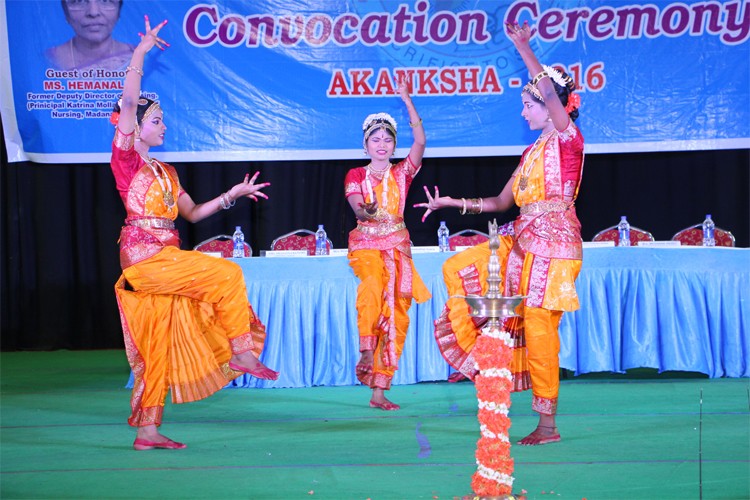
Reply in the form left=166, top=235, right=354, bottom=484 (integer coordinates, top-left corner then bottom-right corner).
left=369, top=129, right=393, bottom=139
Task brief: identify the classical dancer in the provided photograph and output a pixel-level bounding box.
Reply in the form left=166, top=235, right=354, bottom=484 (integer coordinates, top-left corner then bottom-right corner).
left=414, top=21, right=584, bottom=445
left=345, top=77, right=431, bottom=411
left=111, top=16, right=278, bottom=451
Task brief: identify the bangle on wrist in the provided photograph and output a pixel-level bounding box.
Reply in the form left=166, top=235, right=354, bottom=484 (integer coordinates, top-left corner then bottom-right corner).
left=467, top=198, right=482, bottom=215
left=219, top=192, right=236, bottom=210
left=460, top=197, right=467, bottom=215
left=126, top=66, right=144, bottom=77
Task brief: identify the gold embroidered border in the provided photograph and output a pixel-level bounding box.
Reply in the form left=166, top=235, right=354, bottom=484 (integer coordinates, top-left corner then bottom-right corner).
left=520, top=200, right=570, bottom=215
left=532, top=395, right=558, bottom=415
left=371, top=372, right=393, bottom=390
left=356, top=221, right=406, bottom=236
left=130, top=405, right=164, bottom=427
left=126, top=217, right=175, bottom=230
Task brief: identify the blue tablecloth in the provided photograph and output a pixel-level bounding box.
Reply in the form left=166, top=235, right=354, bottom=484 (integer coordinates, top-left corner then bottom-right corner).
left=229, top=247, right=749, bottom=388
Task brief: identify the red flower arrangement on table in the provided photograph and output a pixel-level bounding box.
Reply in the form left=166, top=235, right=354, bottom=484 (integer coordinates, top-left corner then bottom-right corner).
left=471, top=325, right=515, bottom=497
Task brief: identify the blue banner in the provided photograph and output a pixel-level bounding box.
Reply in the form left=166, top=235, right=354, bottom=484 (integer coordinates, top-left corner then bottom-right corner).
left=1, top=0, right=748, bottom=163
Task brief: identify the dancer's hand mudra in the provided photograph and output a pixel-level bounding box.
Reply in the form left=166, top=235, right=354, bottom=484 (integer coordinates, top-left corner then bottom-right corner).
left=137, top=15, right=170, bottom=53
left=230, top=172, right=270, bottom=202
left=413, top=185, right=452, bottom=222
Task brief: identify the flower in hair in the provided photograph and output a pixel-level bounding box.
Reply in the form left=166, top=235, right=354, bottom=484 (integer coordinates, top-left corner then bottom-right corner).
left=362, top=112, right=397, bottom=132
left=543, top=65, right=568, bottom=87
left=109, top=111, right=120, bottom=125
left=565, top=92, right=581, bottom=113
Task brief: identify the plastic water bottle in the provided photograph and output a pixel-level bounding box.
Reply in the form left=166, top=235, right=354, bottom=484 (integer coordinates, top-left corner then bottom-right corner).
left=702, top=214, right=715, bottom=247
left=617, top=216, right=631, bottom=247
left=315, top=224, right=329, bottom=255
left=437, top=221, right=450, bottom=252
left=232, top=226, right=245, bottom=258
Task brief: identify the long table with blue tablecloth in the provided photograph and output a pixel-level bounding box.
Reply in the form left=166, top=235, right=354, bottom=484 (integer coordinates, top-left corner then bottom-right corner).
left=226, top=247, right=749, bottom=388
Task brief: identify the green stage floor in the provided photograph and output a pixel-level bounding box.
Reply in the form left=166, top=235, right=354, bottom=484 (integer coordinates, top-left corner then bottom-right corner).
left=1, top=350, right=748, bottom=499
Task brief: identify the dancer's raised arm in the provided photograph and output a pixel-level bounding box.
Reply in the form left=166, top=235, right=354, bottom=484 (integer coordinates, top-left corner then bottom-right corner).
left=117, top=15, right=167, bottom=135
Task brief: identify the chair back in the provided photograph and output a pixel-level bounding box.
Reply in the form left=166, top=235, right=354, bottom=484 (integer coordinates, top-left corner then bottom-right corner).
left=592, top=226, right=654, bottom=246
left=448, top=229, right=489, bottom=250
left=671, top=225, right=735, bottom=247
left=271, top=229, right=333, bottom=255
left=194, top=235, right=252, bottom=257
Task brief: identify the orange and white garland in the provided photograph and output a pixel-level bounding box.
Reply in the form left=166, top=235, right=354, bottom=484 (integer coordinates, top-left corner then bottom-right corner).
left=471, top=324, right=515, bottom=496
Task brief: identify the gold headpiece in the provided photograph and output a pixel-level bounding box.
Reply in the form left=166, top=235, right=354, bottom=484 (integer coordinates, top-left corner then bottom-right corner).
left=139, top=98, right=162, bottom=123
left=523, top=65, right=574, bottom=102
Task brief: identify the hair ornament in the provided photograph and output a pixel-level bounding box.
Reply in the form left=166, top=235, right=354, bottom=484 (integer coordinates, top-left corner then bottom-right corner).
left=362, top=112, right=397, bottom=133
left=545, top=64, right=576, bottom=92
left=565, top=92, right=581, bottom=113
left=523, top=64, right=576, bottom=103
left=523, top=81, right=544, bottom=102
left=109, top=110, right=120, bottom=125
left=140, top=100, right=162, bottom=123
left=543, top=65, right=567, bottom=87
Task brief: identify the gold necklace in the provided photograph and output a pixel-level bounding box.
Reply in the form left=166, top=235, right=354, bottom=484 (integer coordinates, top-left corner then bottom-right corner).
left=366, top=162, right=391, bottom=177
left=139, top=153, right=175, bottom=208
left=519, top=130, right=554, bottom=191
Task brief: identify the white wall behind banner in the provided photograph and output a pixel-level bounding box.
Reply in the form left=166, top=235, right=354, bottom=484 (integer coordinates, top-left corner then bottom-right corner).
left=1, top=0, right=748, bottom=164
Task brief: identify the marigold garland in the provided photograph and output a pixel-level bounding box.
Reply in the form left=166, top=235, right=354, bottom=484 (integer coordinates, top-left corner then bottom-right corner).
left=473, top=342, right=513, bottom=367
left=475, top=377, right=513, bottom=404
left=471, top=326, right=516, bottom=497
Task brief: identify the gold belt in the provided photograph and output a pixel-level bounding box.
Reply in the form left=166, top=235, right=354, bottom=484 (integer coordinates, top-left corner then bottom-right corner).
left=520, top=201, right=570, bottom=215
left=126, top=217, right=175, bottom=230
left=357, top=221, right=406, bottom=236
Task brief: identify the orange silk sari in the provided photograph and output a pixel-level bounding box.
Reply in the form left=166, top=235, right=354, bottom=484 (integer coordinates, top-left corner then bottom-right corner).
left=435, top=121, right=584, bottom=415
left=345, top=157, right=430, bottom=390
left=111, top=128, right=266, bottom=427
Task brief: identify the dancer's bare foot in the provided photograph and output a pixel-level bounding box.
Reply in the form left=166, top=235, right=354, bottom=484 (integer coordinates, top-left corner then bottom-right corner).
left=369, top=388, right=400, bottom=411
left=134, top=425, right=186, bottom=450
left=517, top=425, right=560, bottom=446
left=229, top=352, right=279, bottom=380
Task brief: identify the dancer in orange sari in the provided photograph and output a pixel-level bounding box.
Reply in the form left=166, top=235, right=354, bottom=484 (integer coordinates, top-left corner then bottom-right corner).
left=415, top=22, right=583, bottom=445
left=111, top=16, right=278, bottom=451
left=345, top=78, right=431, bottom=411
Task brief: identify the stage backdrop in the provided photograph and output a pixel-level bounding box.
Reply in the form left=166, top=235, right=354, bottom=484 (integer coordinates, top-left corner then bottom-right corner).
left=1, top=0, right=749, bottom=164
